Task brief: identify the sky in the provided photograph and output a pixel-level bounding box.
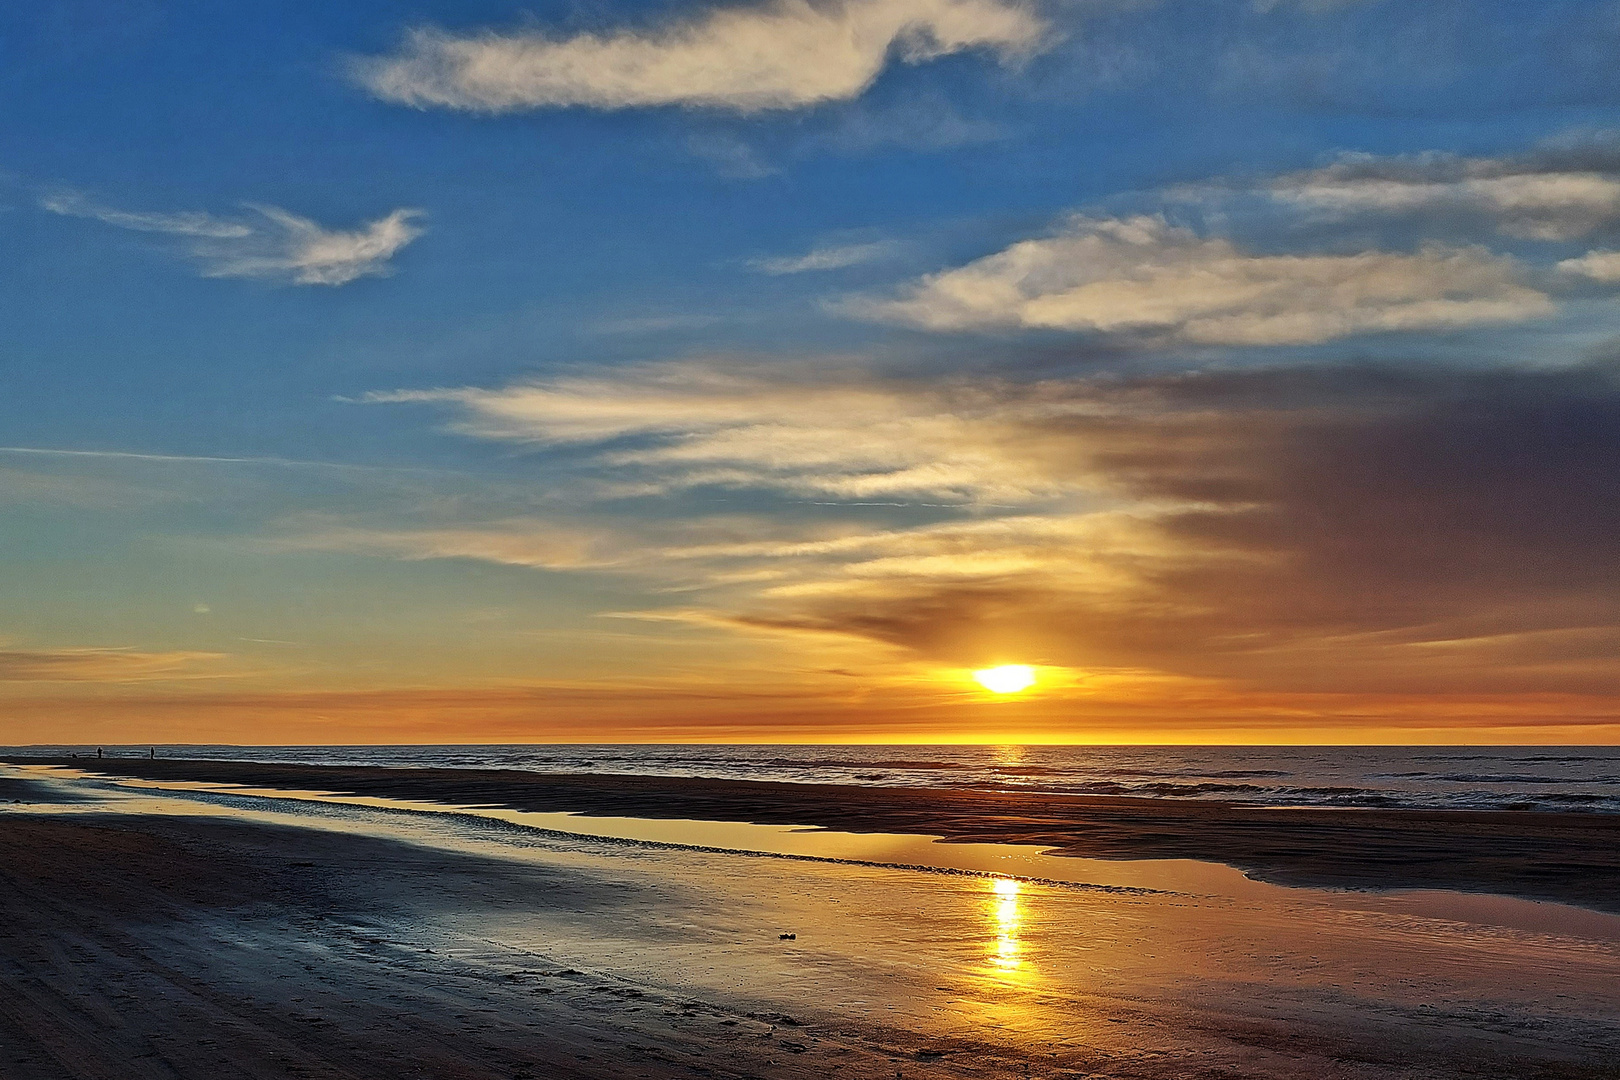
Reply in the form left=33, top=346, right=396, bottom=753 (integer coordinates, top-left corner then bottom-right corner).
left=4, top=0, right=1620, bottom=745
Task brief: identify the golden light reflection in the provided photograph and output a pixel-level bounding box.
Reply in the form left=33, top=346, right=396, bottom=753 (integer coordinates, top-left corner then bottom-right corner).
left=991, top=743, right=1026, bottom=765
left=986, top=877, right=1027, bottom=977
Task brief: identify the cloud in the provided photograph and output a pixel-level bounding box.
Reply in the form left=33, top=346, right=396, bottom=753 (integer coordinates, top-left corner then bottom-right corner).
left=0, top=647, right=224, bottom=682
left=0, top=445, right=416, bottom=472
left=368, top=358, right=1620, bottom=695
left=1559, top=249, right=1620, bottom=283
left=749, top=240, right=895, bottom=274
left=1249, top=0, right=1372, bottom=12
left=591, top=312, right=727, bottom=335
left=683, top=91, right=1005, bottom=179
left=805, top=92, right=1007, bottom=153
left=879, top=366, right=1619, bottom=692
left=41, top=193, right=423, bottom=286
left=847, top=215, right=1552, bottom=344
left=208, top=205, right=424, bottom=286
left=1266, top=149, right=1620, bottom=241
left=353, top=0, right=1048, bottom=113
left=684, top=132, right=781, bottom=178
left=40, top=191, right=252, bottom=238
left=366, top=363, right=1093, bottom=503
left=758, top=362, right=1620, bottom=692
left=275, top=520, right=619, bottom=570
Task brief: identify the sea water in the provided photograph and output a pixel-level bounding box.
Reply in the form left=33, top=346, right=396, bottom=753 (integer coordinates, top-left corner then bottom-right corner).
left=11, top=744, right=1619, bottom=812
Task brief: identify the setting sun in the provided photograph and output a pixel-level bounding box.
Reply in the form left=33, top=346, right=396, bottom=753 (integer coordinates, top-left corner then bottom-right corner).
left=974, top=665, right=1036, bottom=694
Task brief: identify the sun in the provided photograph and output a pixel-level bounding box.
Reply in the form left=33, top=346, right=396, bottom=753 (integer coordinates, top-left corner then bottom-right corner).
left=973, top=665, right=1036, bottom=694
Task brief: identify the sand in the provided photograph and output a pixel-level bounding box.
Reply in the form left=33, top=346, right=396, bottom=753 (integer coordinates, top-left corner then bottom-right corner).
left=14, top=755, right=1620, bottom=912
left=8, top=808, right=1130, bottom=1080
left=4, top=761, right=1620, bottom=1080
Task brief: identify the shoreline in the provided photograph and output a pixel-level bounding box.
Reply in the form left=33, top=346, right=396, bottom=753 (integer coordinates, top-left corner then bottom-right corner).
left=6, top=768, right=1620, bottom=1079
left=12, top=754, right=1620, bottom=913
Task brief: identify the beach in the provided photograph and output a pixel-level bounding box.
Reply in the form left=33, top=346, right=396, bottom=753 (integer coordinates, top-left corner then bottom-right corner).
left=16, top=755, right=1620, bottom=911
left=2, top=761, right=1619, bottom=1079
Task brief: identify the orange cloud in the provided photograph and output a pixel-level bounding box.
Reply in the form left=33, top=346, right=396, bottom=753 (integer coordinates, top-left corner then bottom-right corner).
left=0, top=647, right=225, bottom=683
left=363, top=359, right=1620, bottom=709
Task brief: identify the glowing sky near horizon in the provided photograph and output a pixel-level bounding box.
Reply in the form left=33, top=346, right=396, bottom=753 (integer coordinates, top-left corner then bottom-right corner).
left=975, top=667, right=1036, bottom=695
left=3, top=0, right=1620, bottom=744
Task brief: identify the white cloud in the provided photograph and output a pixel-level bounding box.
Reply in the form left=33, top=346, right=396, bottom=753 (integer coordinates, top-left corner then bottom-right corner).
left=327, top=363, right=1178, bottom=629
left=1558, top=249, right=1620, bottom=283
left=354, top=0, right=1048, bottom=113
left=208, top=206, right=424, bottom=286
left=749, top=240, right=895, bottom=274
left=366, top=363, right=1099, bottom=503
left=40, top=191, right=252, bottom=238
left=1269, top=152, right=1620, bottom=241
left=41, top=193, right=424, bottom=286
left=846, top=214, right=1552, bottom=345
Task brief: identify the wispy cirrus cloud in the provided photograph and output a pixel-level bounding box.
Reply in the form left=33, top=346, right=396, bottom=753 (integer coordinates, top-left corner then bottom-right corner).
left=366, top=363, right=1089, bottom=503
left=40, top=191, right=253, bottom=238
left=748, top=240, right=896, bottom=274
left=843, top=215, right=1552, bottom=344
left=41, top=192, right=423, bottom=286
left=353, top=0, right=1049, bottom=113
left=0, top=647, right=224, bottom=682
left=210, top=205, right=423, bottom=286
left=274, top=520, right=620, bottom=571
left=1266, top=149, right=1620, bottom=241
left=1249, top=0, right=1374, bottom=12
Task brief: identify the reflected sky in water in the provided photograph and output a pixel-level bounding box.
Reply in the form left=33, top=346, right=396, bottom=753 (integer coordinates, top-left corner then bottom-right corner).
left=16, top=763, right=1620, bottom=943
left=5, top=761, right=1620, bottom=1072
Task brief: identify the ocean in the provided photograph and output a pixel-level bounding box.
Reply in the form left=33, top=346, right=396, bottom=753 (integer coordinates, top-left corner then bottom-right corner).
left=16, top=743, right=1620, bottom=813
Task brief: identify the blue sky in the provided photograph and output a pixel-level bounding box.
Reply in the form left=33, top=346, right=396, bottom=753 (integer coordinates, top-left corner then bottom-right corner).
left=4, top=0, right=1620, bottom=743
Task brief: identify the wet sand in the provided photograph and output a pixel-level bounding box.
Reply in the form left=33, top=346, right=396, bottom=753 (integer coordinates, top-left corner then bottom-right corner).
left=2, top=811, right=1007, bottom=1080
left=5, top=761, right=1620, bottom=1079
left=15, top=755, right=1620, bottom=913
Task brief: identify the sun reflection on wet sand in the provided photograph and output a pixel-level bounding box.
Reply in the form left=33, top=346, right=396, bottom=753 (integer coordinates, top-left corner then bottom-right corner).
left=21, top=765, right=1620, bottom=945
left=987, top=877, right=1029, bottom=980
left=8, top=762, right=1620, bottom=1076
